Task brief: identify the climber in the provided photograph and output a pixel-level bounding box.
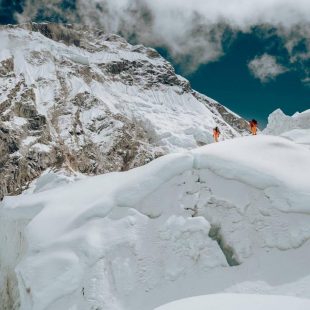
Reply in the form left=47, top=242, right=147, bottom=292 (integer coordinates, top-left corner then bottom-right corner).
left=249, top=119, right=258, bottom=135
left=213, top=126, right=220, bottom=142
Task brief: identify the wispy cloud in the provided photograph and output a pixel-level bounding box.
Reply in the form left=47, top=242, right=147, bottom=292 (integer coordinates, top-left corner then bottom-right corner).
left=302, top=77, right=310, bottom=87
left=19, top=0, right=310, bottom=75
left=248, top=54, right=288, bottom=83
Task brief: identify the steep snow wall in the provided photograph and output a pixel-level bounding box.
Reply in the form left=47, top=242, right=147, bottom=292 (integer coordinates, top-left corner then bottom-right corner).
left=0, top=216, right=28, bottom=310
left=0, top=170, right=82, bottom=310
left=1, top=135, right=310, bottom=310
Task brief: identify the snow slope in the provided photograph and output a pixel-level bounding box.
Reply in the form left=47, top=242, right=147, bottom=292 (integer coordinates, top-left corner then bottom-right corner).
left=1, top=134, right=310, bottom=310
left=155, top=294, right=310, bottom=310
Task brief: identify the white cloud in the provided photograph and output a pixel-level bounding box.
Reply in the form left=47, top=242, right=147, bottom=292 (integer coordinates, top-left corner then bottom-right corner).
left=302, top=77, right=310, bottom=87
left=20, top=0, right=310, bottom=73
left=248, top=54, right=288, bottom=83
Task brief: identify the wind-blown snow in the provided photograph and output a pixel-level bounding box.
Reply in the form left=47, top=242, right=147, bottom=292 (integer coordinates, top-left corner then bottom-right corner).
left=1, top=134, right=310, bottom=310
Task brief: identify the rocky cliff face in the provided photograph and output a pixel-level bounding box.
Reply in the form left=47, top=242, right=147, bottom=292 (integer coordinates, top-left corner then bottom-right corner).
left=0, top=23, right=249, bottom=200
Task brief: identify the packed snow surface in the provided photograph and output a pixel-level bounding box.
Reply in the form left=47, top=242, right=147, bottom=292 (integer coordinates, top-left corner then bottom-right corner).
left=1, top=135, right=310, bottom=310
left=155, top=294, right=310, bottom=310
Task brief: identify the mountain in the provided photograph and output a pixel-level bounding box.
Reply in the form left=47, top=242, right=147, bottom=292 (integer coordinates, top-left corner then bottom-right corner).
left=0, top=23, right=248, bottom=200
left=0, top=1, right=80, bottom=24
left=1, top=133, right=310, bottom=310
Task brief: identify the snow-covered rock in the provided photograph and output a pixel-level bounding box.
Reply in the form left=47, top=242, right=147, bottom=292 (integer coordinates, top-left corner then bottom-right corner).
left=155, top=294, right=310, bottom=310
left=1, top=135, right=310, bottom=310
left=0, top=23, right=248, bottom=200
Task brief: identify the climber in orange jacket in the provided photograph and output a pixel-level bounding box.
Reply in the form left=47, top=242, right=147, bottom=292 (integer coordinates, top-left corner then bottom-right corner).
left=249, top=119, right=258, bottom=135
left=213, top=126, right=220, bottom=142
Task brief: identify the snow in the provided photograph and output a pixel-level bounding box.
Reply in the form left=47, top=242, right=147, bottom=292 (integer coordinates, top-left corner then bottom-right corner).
left=281, top=129, right=310, bottom=148
left=23, top=169, right=85, bottom=195
left=225, top=274, right=310, bottom=299
left=12, top=116, right=28, bottom=127
left=29, top=143, right=52, bottom=153
left=264, top=109, right=310, bottom=150
left=155, top=294, right=310, bottom=310
left=264, top=109, right=310, bottom=136
left=1, top=134, right=310, bottom=310
left=22, top=136, right=38, bottom=147
left=0, top=26, right=243, bottom=157
left=194, top=135, right=309, bottom=190
left=3, top=117, right=28, bottom=130
left=1, top=25, right=310, bottom=310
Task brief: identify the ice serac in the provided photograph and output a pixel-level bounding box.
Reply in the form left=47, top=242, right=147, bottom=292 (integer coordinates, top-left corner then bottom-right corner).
left=264, top=109, right=310, bottom=148
left=1, top=135, right=310, bottom=310
left=0, top=23, right=248, bottom=200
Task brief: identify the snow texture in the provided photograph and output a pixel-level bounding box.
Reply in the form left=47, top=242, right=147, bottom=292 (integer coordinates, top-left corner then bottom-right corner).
left=155, top=294, right=310, bottom=310
left=1, top=134, right=310, bottom=310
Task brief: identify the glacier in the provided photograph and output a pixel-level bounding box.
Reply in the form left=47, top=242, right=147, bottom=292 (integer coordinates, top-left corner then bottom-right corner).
left=1, top=134, right=310, bottom=310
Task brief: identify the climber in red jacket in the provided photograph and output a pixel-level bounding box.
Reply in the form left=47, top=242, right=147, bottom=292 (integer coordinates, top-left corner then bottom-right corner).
left=213, top=127, right=220, bottom=142
left=249, top=119, right=258, bottom=135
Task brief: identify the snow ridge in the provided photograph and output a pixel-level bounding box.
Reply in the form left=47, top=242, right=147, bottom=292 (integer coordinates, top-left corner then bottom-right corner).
left=1, top=135, right=310, bottom=310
